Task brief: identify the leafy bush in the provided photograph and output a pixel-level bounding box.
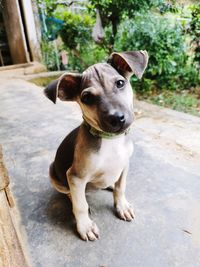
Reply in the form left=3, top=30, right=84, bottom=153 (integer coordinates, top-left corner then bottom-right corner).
left=37, top=0, right=199, bottom=95
left=55, top=11, right=94, bottom=50
left=188, top=4, right=200, bottom=67
left=40, top=40, right=59, bottom=71
left=88, top=0, right=165, bottom=50
left=67, top=43, right=107, bottom=72
left=114, top=13, right=199, bottom=92
left=52, top=10, right=108, bottom=71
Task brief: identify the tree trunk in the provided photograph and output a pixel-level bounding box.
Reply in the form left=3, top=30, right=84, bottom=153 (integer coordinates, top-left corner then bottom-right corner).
left=109, top=17, right=119, bottom=53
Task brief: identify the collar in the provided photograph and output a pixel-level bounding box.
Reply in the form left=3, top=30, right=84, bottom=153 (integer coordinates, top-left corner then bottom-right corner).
left=82, top=117, right=131, bottom=139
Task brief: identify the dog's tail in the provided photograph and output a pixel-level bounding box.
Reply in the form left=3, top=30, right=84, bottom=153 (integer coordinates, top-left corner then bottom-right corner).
left=49, top=162, right=70, bottom=195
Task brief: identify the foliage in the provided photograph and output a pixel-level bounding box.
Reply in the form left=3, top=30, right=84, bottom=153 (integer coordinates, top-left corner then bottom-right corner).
left=54, top=10, right=94, bottom=50
left=114, top=13, right=200, bottom=92
left=40, top=40, right=59, bottom=71
left=188, top=4, right=200, bottom=67
left=54, top=10, right=108, bottom=71
left=37, top=0, right=95, bottom=70
left=37, top=0, right=85, bottom=16
left=67, top=43, right=107, bottom=72
left=89, top=0, right=177, bottom=52
left=37, top=0, right=199, bottom=105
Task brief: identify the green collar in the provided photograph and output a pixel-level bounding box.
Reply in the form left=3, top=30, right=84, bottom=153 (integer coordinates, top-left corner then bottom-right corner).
left=82, top=119, right=130, bottom=139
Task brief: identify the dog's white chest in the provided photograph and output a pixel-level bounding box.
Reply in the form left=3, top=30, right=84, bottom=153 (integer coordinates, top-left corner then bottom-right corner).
left=89, top=136, right=133, bottom=188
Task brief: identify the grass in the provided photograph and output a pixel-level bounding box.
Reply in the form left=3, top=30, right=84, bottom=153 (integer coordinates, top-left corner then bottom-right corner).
left=29, top=76, right=61, bottom=87
left=137, top=88, right=200, bottom=117
left=29, top=76, right=200, bottom=117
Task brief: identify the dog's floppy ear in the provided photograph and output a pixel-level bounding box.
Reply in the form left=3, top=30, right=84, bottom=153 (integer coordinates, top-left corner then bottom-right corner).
left=44, top=79, right=59, bottom=104
left=108, top=51, right=148, bottom=79
left=44, top=73, right=82, bottom=104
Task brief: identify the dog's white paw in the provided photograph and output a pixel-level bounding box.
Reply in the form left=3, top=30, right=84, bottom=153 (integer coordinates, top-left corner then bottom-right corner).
left=77, top=218, right=100, bottom=241
left=115, top=199, right=135, bottom=221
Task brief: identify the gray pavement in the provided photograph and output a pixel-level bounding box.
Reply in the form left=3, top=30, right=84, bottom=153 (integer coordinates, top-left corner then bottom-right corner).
left=0, top=77, right=200, bottom=267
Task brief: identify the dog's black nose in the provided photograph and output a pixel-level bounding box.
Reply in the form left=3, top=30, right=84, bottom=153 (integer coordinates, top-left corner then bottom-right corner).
left=108, top=112, right=125, bottom=128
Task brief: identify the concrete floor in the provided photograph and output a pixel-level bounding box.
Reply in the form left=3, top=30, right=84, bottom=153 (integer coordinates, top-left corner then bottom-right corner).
left=0, top=78, right=200, bottom=267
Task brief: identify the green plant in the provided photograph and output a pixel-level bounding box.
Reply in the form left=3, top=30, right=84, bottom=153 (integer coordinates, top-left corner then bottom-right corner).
left=115, top=13, right=199, bottom=92
left=88, top=0, right=167, bottom=51
left=40, top=40, right=58, bottom=71
left=37, top=0, right=96, bottom=70
left=188, top=4, right=200, bottom=67
left=55, top=11, right=94, bottom=50
left=52, top=10, right=94, bottom=69
left=65, top=43, right=107, bottom=72
left=37, top=1, right=199, bottom=94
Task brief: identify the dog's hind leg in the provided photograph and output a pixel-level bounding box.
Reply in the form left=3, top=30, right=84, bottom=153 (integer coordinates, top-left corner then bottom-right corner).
left=49, top=163, right=70, bottom=197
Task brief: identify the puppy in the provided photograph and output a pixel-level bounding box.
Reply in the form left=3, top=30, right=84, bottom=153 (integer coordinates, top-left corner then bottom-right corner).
left=44, top=51, right=148, bottom=241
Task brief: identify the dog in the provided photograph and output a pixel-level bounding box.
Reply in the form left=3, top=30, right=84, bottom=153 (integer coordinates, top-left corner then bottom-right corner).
left=44, top=51, right=148, bottom=241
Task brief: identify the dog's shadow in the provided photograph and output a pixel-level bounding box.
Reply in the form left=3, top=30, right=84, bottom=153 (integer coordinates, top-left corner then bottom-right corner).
left=46, top=191, right=77, bottom=235
left=45, top=188, right=116, bottom=238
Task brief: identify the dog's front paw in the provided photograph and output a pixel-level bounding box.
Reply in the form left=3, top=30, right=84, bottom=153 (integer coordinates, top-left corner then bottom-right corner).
left=77, top=217, right=100, bottom=241
left=115, top=199, right=135, bottom=221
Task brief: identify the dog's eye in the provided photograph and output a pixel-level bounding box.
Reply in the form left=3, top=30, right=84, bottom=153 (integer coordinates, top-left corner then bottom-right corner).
left=81, top=92, right=94, bottom=105
left=116, top=80, right=125, bottom=89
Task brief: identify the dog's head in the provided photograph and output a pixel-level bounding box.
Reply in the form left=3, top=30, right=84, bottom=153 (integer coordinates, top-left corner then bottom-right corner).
left=44, top=51, right=148, bottom=134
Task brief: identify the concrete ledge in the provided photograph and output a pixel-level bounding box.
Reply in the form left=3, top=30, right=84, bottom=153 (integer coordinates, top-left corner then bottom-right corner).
left=0, top=62, right=46, bottom=78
